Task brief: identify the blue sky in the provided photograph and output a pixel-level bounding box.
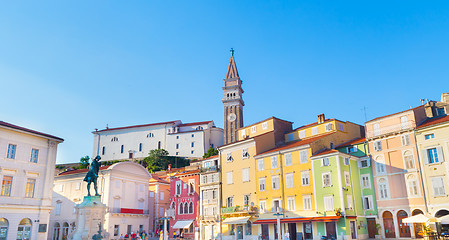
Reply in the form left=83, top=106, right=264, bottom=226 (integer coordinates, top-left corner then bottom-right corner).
left=1, top=1, right=449, bottom=163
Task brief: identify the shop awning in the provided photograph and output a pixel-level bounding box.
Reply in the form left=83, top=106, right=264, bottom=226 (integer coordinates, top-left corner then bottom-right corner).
left=172, top=220, right=194, bottom=229
left=222, top=217, right=250, bottom=225
left=403, top=214, right=437, bottom=223
left=311, top=216, right=341, bottom=222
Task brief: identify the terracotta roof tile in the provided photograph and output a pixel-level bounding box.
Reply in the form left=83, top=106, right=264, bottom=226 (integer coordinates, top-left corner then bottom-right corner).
left=417, top=115, right=449, bottom=129
left=0, top=121, right=64, bottom=142
left=312, top=149, right=340, bottom=157
left=366, top=105, right=423, bottom=123
left=150, top=175, right=170, bottom=184
left=335, top=137, right=366, bottom=148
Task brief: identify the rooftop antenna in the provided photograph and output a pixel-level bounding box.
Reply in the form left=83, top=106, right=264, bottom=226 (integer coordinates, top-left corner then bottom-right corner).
left=420, top=99, right=426, bottom=105
left=106, top=124, right=109, bottom=129
left=362, top=106, right=368, bottom=122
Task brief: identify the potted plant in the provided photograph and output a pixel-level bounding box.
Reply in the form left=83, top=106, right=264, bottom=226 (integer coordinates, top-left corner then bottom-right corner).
left=375, top=224, right=381, bottom=239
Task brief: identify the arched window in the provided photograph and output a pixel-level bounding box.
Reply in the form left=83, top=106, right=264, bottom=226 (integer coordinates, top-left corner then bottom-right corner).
left=196, top=126, right=203, bottom=130
left=179, top=203, right=183, bottom=214
left=0, top=218, right=9, bottom=240
left=17, top=218, right=32, bottom=240
left=382, top=211, right=396, bottom=238
left=403, top=151, right=415, bottom=169
left=62, top=222, right=69, bottom=239
left=184, top=202, right=189, bottom=214
left=53, top=222, right=61, bottom=240
left=171, top=202, right=176, bottom=209
left=375, top=155, right=386, bottom=174
left=407, top=175, right=419, bottom=197
left=378, top=178, right=389, bottom=199
left=189, top=202, right=193, bottom=214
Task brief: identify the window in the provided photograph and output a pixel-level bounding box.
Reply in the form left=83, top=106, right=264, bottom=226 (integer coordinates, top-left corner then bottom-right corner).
left=285, top=173, right=294, bottom=188
left=338, top=123, right=344, bottom=131
left=425, top=134, right=435, bottom=140
left=403, top=151, right=415, bottom=169
left=245, top=221, right=252, bottom=235
left=375, top=156, right=386, bottom=174
left=139, top=143, right=142, bottom=152
left=1, top=176, right=12, bottom=196
left=196, top=126, right=203, bottom=130
left=272, top=175, right=280, bottom=190
left=30, top=149, right=39, bottom=163
left=150, top=192, right=155, bottom=198
left=258, top=159, right=265, bottom=170
left=374, top=141, right=382, bottom=151
left=312, top=127, right=318, bottom=135
left=227, top=172, right=233, bottom=184
left=272, top=199, right=281, bottom=212
left=179, top=203, right=184, bottom=214
left=7, top=144, right=16, bottom=159
left=322, top=172, right=331, bottom=187
left=102, top=146, right=105, bottom=155
left=284, top=153, right=292, bottom=166
left=287, top=197, right=295, bottom=211
left=138, top=200, right=144, bottom=209
left=176, top=152, right=179, bottom=155
left=322, top=157, right=330, bottom=166
left=55, top=202, right=62, bottom=215
left=271, top=156, right=278, bottom=169
left=242, top=148, right=249, bottom=158
left=120, top=145, right=124, bottom=153
left=325, top=123, right=333, bottom=132
left=160, top=191, right=165, bottom=200
left=259, top=178, right=266, bottom=191
left=359, top=159, right=369, bottom=168
left=373, top=123, right=380, bottom=136
left=244, top=194, right=250, bottom=206
left=189, top=180, right=195, bottom=194
left=241, top=129, right=247, bottom=138
left=401, top=134, right=411, bottom=146
left=226, top=153, right=233, bottom=162
left=260, top=200, right=267, bottom=213
left=407, top=175, right=419, bottom=197
left=426, top=147, right=441, bottom=164
left=176, top=135, right=179, bottom=139
left=301, top=171, right=310, bottom=186
left=176, top=181, right=181, bottom=195
left=288, top=133, right=294, bottom=141
left=75, top=182, right=81, bottom=190
left=191, top=150, right=194, bottom=154
left=176, top=143, right=179, bottom=149
left=347, top=195, right=353, bottom=209
left=251, top=126, right=257, bottom=133
left=344, top=157, right=350, bottom=165
left=242, top=168, right=249, bottom=182
left=25, top=179, right=36, bottom=198
left=361, top=174, right=370, bottom=189
left=303, top=195, right=312, bottom=210
left=191, top=142, right=195, bottom=147
left=158, top=141, right=161, bottom=149
left=226, top=197, right=234, bottom=207
left=324, top=196, right=334, bottom=211
left=299, top=130, right=306, bottom=138
left=189, top=202, right=193, bottom=213
left=400, top=116, right=408, bottom=129
left=347, top=146, right=357, bottom=153
left=363, top=196, right=373, bottom=210
left=344, top=171, right=350, bottom=186
left=184, top=202, right=189, bottom=214
left=191, top=134, right=194, bottom=137
left=378, top=178, right=389, bottom=199
left=431, top=177, right=445, bottom=196
left=300, top=150, right=308, bottom=163
left=262, top=122, right=268, bottom=130
left=114, top=225, right=119, bottom=236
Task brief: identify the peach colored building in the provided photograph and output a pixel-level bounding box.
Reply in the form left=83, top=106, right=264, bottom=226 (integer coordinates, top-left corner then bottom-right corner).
left=149, top=174, right=171, bottom=236
left=365, top=106, right=428, bottom=239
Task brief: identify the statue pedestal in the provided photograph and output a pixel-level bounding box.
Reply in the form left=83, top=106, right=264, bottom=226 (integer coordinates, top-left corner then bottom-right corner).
left=72, top=196, right=107, bottom=240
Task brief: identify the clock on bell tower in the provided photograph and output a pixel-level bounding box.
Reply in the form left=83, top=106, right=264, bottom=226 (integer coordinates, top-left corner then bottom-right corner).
left=222, top=48, right=244, bottom=144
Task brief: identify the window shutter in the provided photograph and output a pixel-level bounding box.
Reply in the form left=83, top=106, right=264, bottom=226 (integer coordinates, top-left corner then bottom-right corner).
left=437, top=146, right=445, bottom=162
left=367, top=158, right=371, bottom=167
left=357, top=161, right=361, bottom=168
left=422, top=149, right=429, bottom=164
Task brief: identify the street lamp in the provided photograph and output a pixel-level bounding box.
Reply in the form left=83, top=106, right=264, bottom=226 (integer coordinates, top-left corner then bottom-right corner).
left=273, top=209, right=283, bottom=240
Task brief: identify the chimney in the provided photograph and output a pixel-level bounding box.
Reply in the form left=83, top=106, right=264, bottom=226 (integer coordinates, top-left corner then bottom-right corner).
left=318, top=114, right=325, bottom=124
left=442, top=92, right=449, bottom=104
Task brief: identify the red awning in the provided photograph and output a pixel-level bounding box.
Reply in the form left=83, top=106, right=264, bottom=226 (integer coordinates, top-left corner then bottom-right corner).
left=311, top=216, right=341, bottom=222
left=346, top=216, right=357, bottom=219
left=253, top=216, right=341, bottom=224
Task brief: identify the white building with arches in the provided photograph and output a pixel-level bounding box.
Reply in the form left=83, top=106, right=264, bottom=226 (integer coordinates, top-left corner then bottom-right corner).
left=0, top=120, right=64, bottom=240
left=49, top=161, right=151, bottom=240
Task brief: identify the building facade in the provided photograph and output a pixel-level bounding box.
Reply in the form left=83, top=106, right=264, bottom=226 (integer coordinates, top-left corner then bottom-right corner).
left=0, top=121, right=63, bottom=240
left=92, top=120, right=223, bottom=160
left=49, top=161, right=151, bottom=240
left=149, top=174, right=171, bottom=236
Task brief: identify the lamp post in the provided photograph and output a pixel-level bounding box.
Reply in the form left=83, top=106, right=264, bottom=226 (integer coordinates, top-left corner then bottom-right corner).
left=161, top=210, right=171, bottom=240
left=273, top=210, right=283, bottom=240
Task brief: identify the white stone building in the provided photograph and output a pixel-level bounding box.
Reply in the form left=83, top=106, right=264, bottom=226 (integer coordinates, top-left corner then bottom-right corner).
left=198, top=155, right=221, bottom=240
left=49, top=161, right=151, bottom=240
left=92, top=120, right=224, bottom=160
left=0, top=120, right=64, bottom=240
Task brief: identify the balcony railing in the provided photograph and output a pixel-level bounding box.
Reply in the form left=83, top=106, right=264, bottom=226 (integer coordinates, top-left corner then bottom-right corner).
left=109, top=208, right=149, bottom=215
left=221, top=205, right=258, bottom=214
left=201, top=166, right=218, bottom=172
left=366, top=121, right=415, bottom=139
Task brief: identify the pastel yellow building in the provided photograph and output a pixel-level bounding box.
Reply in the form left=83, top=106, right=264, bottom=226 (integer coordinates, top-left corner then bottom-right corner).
left=218, top=117, right=292, bottom=240
left=253, top=114, right=364, bottom=240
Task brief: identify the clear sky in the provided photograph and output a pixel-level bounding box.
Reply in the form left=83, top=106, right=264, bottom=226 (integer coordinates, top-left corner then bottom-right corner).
left=1, top=1, right=449, bottom=163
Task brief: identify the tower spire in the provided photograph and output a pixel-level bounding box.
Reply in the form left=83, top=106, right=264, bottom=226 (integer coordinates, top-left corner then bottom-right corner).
left=225, top=48, right=239, bottom=79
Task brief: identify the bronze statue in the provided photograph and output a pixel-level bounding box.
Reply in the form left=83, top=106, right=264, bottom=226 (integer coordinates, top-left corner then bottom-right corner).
left=83, top=155, right=101, bottom=196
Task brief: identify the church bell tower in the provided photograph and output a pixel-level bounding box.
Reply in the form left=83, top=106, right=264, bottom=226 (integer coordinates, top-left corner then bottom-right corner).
left=223, top=48, right=244, bottom=144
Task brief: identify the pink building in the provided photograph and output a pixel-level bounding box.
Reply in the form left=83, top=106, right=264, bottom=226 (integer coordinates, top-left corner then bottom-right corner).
left=365, top=105, right=428, bottom=239
left=168, top=169, right=200, bottom=240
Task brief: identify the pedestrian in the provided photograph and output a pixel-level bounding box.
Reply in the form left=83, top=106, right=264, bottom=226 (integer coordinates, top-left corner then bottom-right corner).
left=180, top=230, right=184, bottom=240
left=159, top=231, right=164, bottom=240
left=120, top=234, right=124, bottom=240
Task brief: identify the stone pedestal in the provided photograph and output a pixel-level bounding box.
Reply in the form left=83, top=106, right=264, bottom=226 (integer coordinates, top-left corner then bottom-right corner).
left=72, top=196, right=108, bottom=240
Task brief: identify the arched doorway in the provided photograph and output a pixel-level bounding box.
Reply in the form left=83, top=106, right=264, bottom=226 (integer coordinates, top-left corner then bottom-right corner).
left=436, top=210, right=449, bottom=236
left=0, top=218, right=8, bottom=240
left=53, top=223, right=60, bottom=240
left=412, top=209, right=424, bottom=238
left=398, top=210, right=411, bottom=237
left=383, top=211, right=396, bottom=238
left=17, top=218, right=32, bottom=240
left=62, top=223, right=69, bottom=240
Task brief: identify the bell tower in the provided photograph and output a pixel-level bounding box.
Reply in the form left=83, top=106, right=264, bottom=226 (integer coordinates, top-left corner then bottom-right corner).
left=223, top=48, right=244, bottom=144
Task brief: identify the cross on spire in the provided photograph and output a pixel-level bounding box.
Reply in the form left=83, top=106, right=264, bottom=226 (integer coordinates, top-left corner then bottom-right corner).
left=230, top=48, right=235, bottom=57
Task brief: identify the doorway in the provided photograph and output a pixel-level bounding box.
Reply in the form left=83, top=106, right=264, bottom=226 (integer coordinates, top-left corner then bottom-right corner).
left=237, top=225, right=243, bottom=239
left=350, top=221, right=357, bottom=239
left=366, top=218, right=376, bottom=238
left=397, top=210, right=411, bottom=237
left=412, top=209, right=424, bottom=238
left=325, top=222, right=336, bottom=239
left=0, top=218, right=8, bottom=240
left=17, top=218, right=32, bottom=240
left=383, top=211, right=396, bottom=238
left=261, top=224, right=269, bottom=240
left=288, top=223, right=297, bottom=240
left=303, top=222, right=313, bottom=240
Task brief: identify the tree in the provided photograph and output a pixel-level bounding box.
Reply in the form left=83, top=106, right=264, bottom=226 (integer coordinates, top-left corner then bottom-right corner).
left=142, top=149, right=190, bottom=172
left=203, top=147, right=218, bottom=159
left=80, top=155, right=90, bottom=169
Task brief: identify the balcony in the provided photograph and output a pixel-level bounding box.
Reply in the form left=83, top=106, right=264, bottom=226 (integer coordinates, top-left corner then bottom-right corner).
left=109, top=208, right=149, bottom=215
left=221, top=205, right=258, bottom=214
left=202, top=199, right=218, bottom=205
left=366, top=121, right=415, bottom=139
left=201, top=165, right=218, bottom=172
